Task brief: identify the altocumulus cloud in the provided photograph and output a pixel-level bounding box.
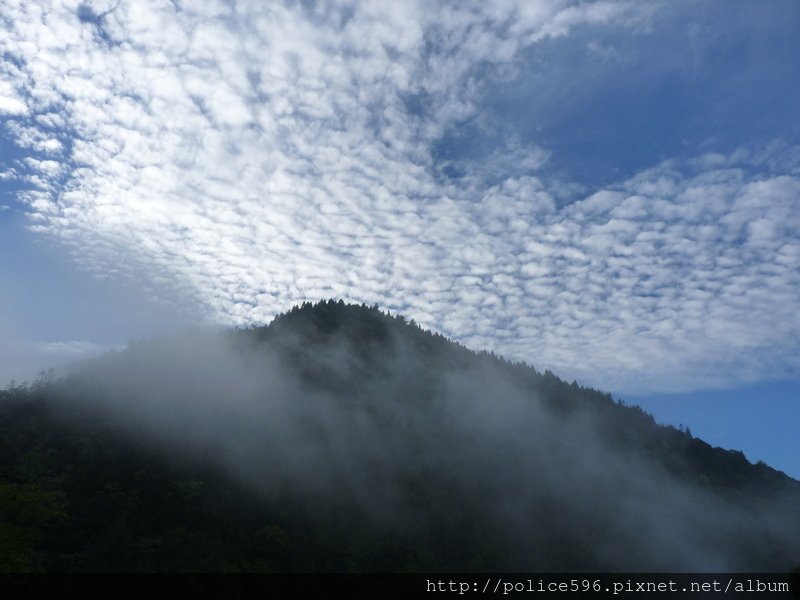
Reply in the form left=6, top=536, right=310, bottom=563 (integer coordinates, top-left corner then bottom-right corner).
left=1, top=0, right=798, bottom=394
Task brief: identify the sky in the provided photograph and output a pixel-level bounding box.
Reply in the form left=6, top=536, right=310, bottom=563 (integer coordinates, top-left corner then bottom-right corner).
left=1, top=1, right=798, bottom=475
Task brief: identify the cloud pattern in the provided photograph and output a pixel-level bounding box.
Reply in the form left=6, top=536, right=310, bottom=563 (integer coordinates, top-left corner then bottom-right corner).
left=1, top=0, right=798, bottom=394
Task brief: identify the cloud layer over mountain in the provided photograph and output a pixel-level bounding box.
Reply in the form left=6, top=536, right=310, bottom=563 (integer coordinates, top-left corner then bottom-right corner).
left=50, top=315, right=799, bottom=571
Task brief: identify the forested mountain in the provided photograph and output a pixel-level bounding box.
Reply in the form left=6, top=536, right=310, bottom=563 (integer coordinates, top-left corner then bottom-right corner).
left=1, top=300, right=799, bottom=572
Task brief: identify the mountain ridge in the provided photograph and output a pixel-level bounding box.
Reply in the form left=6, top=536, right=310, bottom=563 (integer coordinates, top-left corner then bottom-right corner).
left=1, top=299, right=798, bottom=572
left=254, top=299, right=798, bottom=486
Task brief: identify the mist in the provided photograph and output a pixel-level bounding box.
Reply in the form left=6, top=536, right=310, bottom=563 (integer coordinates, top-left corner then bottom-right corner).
left=0, top=229, right=205, bottom=388
left=44, top=317, right=800, bottom=572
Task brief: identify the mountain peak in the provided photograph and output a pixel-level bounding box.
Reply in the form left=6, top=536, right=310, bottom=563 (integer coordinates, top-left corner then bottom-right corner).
left=1, top=298, right=799, bottom=572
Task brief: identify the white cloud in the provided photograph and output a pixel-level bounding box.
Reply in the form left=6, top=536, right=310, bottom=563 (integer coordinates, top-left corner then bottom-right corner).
left=36, top=340, right=116, bottom=356
left=0, top=79, right=28, bottom=115
left=1, top=0, right=797, bottom=394
left=0, top=95, right=28, bottom=116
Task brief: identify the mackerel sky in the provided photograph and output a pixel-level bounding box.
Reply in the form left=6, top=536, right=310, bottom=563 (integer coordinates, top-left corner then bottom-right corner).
left=1, top=0, right=799, bottom=458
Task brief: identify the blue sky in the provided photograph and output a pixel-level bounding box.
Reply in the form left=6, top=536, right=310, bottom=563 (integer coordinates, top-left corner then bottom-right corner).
left=1, top=0, right=798, bottom=476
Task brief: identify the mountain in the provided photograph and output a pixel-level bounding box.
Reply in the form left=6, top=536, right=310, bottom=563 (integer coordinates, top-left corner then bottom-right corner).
left=1, top=299, right=799, bottom=572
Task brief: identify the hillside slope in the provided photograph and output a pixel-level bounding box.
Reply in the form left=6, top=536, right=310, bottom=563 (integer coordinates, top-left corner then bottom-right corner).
left=1, top=300, right=798, bottom=572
